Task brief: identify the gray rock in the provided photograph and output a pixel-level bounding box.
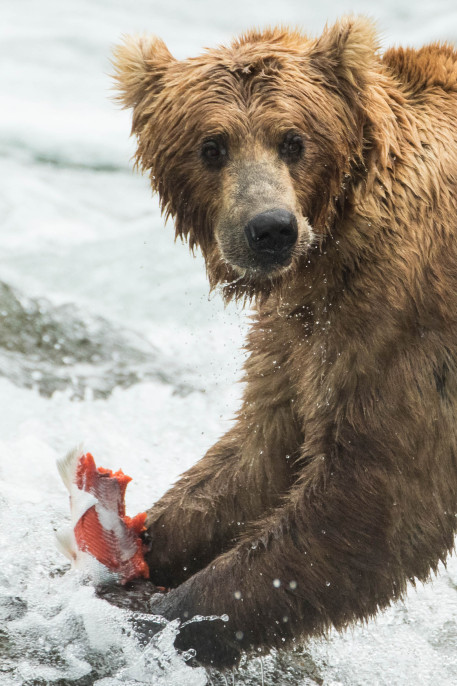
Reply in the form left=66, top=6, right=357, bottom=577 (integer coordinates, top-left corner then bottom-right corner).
left=0, top=281, right=200, bottom=399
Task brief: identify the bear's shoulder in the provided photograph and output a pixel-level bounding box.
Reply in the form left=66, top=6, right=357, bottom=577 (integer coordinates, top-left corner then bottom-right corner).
left=382, top=43, right=457, bottom=95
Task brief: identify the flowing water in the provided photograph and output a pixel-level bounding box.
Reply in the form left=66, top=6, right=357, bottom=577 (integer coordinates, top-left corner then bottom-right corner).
left=1, top=1, right=457, bottom=683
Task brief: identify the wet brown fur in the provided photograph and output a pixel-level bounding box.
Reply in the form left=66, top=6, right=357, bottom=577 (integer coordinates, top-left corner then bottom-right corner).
left=112, top=18, right=457, bottom=667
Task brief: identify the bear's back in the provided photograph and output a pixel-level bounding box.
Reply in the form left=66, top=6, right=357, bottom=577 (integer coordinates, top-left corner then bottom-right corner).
left=382, top=43, right=457, bottom=96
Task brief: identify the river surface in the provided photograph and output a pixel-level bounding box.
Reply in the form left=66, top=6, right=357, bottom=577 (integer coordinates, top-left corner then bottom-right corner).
left=1, top=1, right=457, bottom=684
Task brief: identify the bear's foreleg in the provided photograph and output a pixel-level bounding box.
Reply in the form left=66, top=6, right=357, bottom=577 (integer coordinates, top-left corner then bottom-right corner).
left=149, top=452, right=399, bottom=667
left=145, top=320, right=302, bottom=588
left=145, top=398, right=302, bottom=588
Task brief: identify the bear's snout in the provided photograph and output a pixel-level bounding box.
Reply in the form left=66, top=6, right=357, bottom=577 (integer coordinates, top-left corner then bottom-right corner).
left=244, top=209, right=298, bottom=265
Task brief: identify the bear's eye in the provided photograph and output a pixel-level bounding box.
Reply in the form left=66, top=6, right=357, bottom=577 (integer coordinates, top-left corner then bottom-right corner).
left=201, top=139, right=227, bottom=168
left=280, top=132, right=304, bottom=163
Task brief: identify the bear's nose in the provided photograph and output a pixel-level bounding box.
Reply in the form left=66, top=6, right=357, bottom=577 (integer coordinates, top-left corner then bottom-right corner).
left=244, top=209, right=298, bottom=259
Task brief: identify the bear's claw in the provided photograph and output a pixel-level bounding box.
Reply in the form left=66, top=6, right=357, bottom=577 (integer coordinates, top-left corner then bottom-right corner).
left=57, top=448, right=149, bottom=584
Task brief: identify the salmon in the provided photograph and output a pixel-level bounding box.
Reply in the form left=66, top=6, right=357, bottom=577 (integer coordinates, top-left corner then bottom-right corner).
left=56, top=448, right=149, bottom=584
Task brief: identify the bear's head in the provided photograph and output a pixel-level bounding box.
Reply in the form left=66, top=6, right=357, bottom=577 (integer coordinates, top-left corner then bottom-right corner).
left=113, top=17, right=380, bottom=301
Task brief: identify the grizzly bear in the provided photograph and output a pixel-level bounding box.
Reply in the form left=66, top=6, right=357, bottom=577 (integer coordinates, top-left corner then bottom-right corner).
left=110, top=17, right=457, bottom=668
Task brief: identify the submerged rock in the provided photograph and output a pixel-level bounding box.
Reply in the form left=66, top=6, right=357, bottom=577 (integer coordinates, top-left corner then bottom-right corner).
left=204, top=649, right=324, bottom=685
left=0, top=281, right=200, bottom=399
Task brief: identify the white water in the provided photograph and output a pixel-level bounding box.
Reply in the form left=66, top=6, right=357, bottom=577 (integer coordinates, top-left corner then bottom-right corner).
left=1, top=1, right=457, bottom=684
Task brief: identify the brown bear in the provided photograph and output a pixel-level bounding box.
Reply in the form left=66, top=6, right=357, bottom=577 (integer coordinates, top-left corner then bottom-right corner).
left=110, top=17, right=457, bottom=668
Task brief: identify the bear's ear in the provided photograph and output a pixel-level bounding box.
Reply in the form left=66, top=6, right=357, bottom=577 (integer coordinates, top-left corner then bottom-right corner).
left=310, top=16, right=379, bottom=87
left=112, top=35, right=175, bottom=109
